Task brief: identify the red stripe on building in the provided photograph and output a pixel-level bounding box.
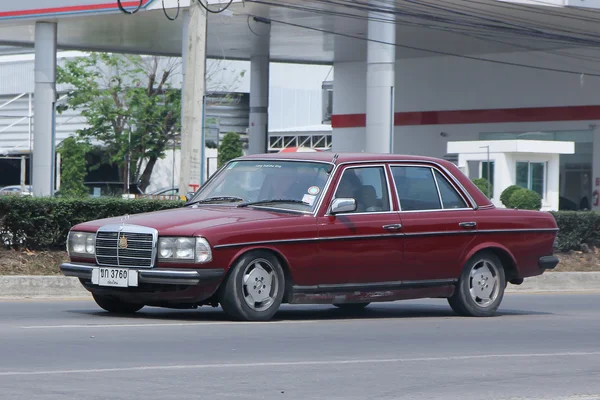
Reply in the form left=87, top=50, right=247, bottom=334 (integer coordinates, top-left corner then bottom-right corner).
left=330, top=113, right=366, bottom=128
left=0, top=1, right=150, bottom=18
left=331, top=105, right=600, bottom=128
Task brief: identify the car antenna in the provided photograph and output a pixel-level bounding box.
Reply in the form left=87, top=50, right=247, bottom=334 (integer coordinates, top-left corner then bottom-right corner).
left=332, top=153, right=339, bottom=163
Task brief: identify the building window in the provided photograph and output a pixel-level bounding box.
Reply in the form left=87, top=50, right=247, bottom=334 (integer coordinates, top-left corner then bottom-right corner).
left=516, top=161, right=545, bottom=198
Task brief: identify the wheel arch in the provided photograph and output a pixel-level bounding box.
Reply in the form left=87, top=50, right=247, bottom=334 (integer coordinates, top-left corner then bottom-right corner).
left=462, top=243, right=519, bottom=283
left=221, top=245, right=295, bottom=302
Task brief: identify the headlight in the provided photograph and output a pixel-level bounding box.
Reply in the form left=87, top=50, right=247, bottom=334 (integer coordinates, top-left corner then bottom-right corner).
left=158, top=237, right=212, bottom=263
left=67, top=231, right=96, bottom=257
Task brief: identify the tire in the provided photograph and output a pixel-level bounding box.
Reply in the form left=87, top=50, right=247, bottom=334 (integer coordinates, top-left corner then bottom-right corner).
left=92, top=294, right=144, bottom=314
left=448, top=251, right=506, bottom=317
left=333, top=302, right=370, bottom=311
left=219, top=250, right=285, bottom=321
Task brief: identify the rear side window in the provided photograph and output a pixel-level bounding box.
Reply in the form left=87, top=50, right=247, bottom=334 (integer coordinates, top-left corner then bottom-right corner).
left=391, top=166, right=469, bottom=211
left=391, top=166, right=441, bottom=211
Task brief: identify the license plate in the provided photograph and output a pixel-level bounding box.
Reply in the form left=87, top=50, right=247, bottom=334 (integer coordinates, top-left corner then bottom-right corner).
left=92, top=267, right=138, bottom=287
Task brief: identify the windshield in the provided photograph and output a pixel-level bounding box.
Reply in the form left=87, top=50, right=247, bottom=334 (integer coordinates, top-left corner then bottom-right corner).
left=190, top=160, right=333, bottom=212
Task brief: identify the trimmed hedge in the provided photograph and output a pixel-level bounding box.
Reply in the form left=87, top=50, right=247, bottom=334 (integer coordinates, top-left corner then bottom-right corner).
left=1, top=196, right=600, bottom=254
left=549, top=211, right=600, bottom=253
left=0, top=196, right=183, bottom=250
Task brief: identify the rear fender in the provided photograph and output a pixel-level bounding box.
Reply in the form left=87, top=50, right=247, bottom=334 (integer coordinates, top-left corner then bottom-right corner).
left=461, top=241, right=519, bottom=277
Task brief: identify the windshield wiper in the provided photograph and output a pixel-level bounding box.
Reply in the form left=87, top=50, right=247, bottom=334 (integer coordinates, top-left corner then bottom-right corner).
left=237, top=199, right=310, bottom=208
left=187, top=196, right=245, bottom=206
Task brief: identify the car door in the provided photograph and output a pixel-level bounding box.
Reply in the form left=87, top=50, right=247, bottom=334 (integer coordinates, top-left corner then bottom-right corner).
left=390, top=164, right=478, bottom=282
left=316, top=164, right=404, bottom=285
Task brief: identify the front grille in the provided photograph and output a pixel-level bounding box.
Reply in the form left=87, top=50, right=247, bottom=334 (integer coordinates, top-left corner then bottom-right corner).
left=95, top=225, right=157, bottom=268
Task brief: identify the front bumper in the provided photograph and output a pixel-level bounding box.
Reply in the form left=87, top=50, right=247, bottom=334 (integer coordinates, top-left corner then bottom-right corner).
left=60, top=262, right=224, bottom=286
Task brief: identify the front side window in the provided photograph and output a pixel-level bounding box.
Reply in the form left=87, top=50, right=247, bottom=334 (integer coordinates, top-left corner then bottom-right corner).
left=334, top=166, right=390, bottom=213
left=189, top=160, right=332, bottom=212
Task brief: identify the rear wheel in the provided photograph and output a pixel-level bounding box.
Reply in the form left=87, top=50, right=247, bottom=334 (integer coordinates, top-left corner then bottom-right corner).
left=219, top=251, right=285, bottom=321
left=92, top=294, right=144, bottom=314
left=448, top=251, right=505, bottom=317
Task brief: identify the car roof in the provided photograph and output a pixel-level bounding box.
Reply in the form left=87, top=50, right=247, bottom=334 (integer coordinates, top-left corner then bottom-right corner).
left=237, top=152, right=450, bottom=165
left=237, top=152, right=493, bottom=209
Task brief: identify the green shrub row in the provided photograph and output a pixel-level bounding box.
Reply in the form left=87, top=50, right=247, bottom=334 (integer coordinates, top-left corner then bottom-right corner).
left=549, top=211, right=600, bottom=253
left=0, top=196, right=597, bottom=253
left=0, top=196, right=183, bottom=251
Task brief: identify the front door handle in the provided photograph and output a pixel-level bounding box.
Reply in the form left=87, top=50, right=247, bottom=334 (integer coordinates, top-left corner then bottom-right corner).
left=459, top=221, right=477, bottom=228
left=383, top=224, right=402, bottom=231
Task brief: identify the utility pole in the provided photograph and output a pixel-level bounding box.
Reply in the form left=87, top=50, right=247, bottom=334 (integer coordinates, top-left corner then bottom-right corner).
left=179, top=2, right=208, bottom=196
left=480, top=145, right=491, bottom=198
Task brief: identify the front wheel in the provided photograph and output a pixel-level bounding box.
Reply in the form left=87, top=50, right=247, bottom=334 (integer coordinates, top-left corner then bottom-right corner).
left=448, top=251, right=506, bottom=317
left=219, top=251, right=285, bottom=321
left=92, top=294, right=144, bottom=314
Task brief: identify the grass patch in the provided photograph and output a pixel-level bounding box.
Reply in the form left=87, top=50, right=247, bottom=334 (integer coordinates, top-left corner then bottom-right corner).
left=0, top=249, right=67, bottom=275
left=553, top=250, right=600, bottom=272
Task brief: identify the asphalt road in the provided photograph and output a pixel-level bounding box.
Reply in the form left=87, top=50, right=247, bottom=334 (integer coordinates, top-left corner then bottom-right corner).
left=1, top=293, right=600, bottom=400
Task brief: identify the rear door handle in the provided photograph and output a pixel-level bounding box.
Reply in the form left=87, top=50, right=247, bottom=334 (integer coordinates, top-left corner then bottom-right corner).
left=382, top=224, right=402, bottom=231
left=459, top=221, right=477, bottom=228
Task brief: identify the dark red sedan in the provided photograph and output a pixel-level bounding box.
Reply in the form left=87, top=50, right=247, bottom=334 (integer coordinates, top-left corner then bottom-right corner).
left=60, top=152, right=559, bottom=321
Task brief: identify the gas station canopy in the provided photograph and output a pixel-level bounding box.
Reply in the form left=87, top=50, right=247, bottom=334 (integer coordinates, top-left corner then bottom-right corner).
left=1, top=0, right=599, bottom=64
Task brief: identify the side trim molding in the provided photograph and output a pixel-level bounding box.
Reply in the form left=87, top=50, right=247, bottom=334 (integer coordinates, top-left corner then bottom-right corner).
left=213, top=227, right=558, bottom=249
left=293, top=278, right=457, bottom=294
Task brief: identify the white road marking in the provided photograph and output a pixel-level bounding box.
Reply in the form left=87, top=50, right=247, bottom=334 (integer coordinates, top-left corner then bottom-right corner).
left=0, top=351, right=599, bottom=377
left=21, top=320, right=320, bottom=329
left=504, top=397, right=600, bottom=400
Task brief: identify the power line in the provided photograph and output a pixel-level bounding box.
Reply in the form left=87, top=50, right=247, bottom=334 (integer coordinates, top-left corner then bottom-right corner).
left=244, top=0, right=600, bottom=75
left=162, top=0, right=181, bottom=20
left=196, top=0, right=235, bottom=14
left=244, top=11, right=600, bottom=78
left=248, top=0, right=600, bottom=48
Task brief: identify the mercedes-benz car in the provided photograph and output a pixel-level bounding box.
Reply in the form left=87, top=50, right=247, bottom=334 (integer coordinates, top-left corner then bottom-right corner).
left=60, top=152, right=559, bottom=321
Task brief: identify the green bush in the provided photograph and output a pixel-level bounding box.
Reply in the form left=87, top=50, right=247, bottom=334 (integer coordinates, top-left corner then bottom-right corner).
left=0, top=196, right=183, bottom=250
left=2, top=194, right=600, bottom=255
left=550, top=211, right=600, bottom=252
left=507, top=188, right=542, bottom=210
left=472, top=178, right=493, bottom=198
left=500, top=185, right=523, bottom=208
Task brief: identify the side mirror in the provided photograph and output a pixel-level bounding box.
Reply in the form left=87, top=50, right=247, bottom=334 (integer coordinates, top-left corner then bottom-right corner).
left=330, top=198, right=356, bottom=214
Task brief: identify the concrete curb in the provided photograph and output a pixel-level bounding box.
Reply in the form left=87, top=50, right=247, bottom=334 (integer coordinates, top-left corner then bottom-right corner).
left=505, top=272, right=600, bottom=293
left=0, top=276, right=90, bottom=299
left=0, top=272, right=599, bottom=299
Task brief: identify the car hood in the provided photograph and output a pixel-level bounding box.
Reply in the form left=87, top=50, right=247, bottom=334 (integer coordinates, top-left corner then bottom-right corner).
left=72, top=205, right=300, bottom=236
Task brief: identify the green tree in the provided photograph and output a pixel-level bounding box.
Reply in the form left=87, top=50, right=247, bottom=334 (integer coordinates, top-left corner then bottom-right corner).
left=56, top=137, right=89, bottom=197
left=217, top=132, right=243, bottom=168
left=56, top=53, right=181, bottom=192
